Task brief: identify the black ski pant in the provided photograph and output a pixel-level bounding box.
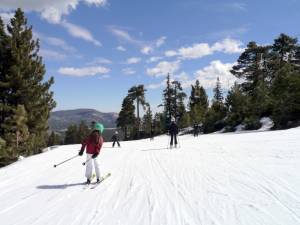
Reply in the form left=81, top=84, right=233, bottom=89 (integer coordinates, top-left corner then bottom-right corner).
left=113, top=140, right=120, bottom=147
left=170, top=134, right=177, bottom=146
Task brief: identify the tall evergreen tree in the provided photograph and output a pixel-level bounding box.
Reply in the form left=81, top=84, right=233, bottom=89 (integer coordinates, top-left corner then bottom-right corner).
left=116, top=96, right=136, bottom=139
left=189, top=80, right=208, bottom=124
left=77, top=121, right=90, bottom=143
left=142, top=104, right=153, bottom=137
left=0, top=9, right=56, bottom=157
left=161, top=73, right=173, bottom=126
left=172, top=80, right=187, bottom=127
left=231, top=42, right=271, bottom=118
left=64, top=124, right=78, bottom=144
left=204, top=78, right=227, bottom=133
left=47, top=131, right=61, bottom=146
left=225, top=83, right=249, bottom=130
left=128, top=85, right=147, bottom=137
left=3, top=105, right=29, bottom=156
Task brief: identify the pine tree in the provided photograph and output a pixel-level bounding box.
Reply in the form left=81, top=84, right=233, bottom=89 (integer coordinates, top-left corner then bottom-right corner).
left=128, top=85, right=147, bottom=138
left=231, top=41, right=271, bottom=118
left=0, top=16, right=10, bottom=137
left=271, top=64, right=300, bottom=128
left=204, top=78, right=227, bottom=133
left=172, top=80, right=187, bottom=128
left=3, top=105, right=29, bottom=156
left=116, top=96, right=136, bottom=140
left=225, top=83, right=249, bottom=130
left=0, top=9, right=56, bottom=157
left=47, top=131, right=61, bottom=146
left=77, top=121, right=90, bottom=143
left=161, top=73, right=173, bottom=126
left=142, top=104, right=153, bottom=137
left=189, top=80, right=208, bottom=124
left=64, top=124, right=78, bottom=144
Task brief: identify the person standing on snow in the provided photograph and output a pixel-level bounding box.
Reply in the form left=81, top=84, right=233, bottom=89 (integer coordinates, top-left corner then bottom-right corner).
left=168, top=118, right=178, bottom=148
left=111, top=131, right=120, bottom=148
left=79, top=122, right=104, bottom=184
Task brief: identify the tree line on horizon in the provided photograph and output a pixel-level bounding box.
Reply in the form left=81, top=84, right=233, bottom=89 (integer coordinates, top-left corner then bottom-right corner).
left=117, top=33, right=300, bottom=140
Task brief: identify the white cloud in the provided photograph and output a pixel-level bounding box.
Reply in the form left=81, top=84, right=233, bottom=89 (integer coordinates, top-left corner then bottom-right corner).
left=116, top=45, right=126, bottom=51
left=146, top=80, right=165, bottom=90
left=165, top=50, right=177, bottom=57
left=141, top=46, right=153, bottom=55
left=156, top=36, right=166, bottom=47
left=40, top=49, right=67, bottom=60
left=58, top=65, right=110, bottom=77
left=211, top=38, right=244, bottom=53
left=0, top=12, right=14, bottom=25
left=174, top=72, right=194, bottom=89
left=61, top=20, right=101, bottom=46
left=108, top=26, right=140, bottom=45
left=109, top=26, right=166, bottom=55
left=141, top=36, right=166, bottom=55
left=178, top=43, right=213, bottom=59
left=46, top=36, right=76, bottom=52
left=34, top=32, right=77, bottom=53
left=122, top=68, right=136, bottom=75
left=87, top=57, right=112, bottom=65
left=99, top=74, right=110, bottom=79
left=126, top=57, right=141, bottom=64
left=146, top=60, right=180, bottom=77
left=84, top=0, right=107, bottom=7
left=194, top=60, right=237, bottom=89
left=0, top=1, right=104, bottom=46
left=0, top=0, right=107, bottom=24
left=165, top=38, right=244, bottom=60
left=146, top=56, right=162, bottom=63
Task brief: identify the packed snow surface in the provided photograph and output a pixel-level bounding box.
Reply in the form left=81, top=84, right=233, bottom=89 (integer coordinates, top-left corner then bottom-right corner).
left=1, top=127, right=300, bottom=225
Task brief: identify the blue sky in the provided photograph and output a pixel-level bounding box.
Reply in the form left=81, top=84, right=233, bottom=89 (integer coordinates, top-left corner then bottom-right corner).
left=0, top=0, right=300, bottom=113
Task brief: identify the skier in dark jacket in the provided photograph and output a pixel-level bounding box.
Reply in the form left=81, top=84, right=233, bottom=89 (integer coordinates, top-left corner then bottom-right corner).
left=193, top=123, right=199, bottom=137
left=168, top=118, right=178, bottom=148
left=111, top=131, right=120, bottom=147
left=150, top=123, right=155, bottom=141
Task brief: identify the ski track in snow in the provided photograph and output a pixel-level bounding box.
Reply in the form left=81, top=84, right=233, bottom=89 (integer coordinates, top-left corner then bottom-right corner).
left=1, top=128, right=300, bottom=225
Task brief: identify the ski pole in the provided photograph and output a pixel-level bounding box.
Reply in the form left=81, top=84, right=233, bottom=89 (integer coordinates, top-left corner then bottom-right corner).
left=177, top=135, right=181, bottom=148
left=82, top=157, right=92, bottom=166
left=53, top=155, right=78, bottom=168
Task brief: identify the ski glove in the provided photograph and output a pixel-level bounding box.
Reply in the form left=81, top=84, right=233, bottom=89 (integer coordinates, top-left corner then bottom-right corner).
left=92, top=153, right=99, bottom=158
left=78, top=149, right=84, bottom=156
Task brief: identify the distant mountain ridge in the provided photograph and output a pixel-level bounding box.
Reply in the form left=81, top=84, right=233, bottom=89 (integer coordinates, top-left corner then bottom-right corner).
left=49, top=109, right=118, bottom=132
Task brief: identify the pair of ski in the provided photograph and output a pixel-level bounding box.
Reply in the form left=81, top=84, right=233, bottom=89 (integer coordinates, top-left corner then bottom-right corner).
left=83, top=172, right=111, bottom=190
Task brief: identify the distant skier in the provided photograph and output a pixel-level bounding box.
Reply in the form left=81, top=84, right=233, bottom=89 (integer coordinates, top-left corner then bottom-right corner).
left=168, top=118, right=178, bottom=148
left=79, top=122, right=104, bottom=184
left=150, top=123, right=155, bottom=141
left=193, top=123, right=199, bottom=137
left=111, top=131, right=121, bottom=148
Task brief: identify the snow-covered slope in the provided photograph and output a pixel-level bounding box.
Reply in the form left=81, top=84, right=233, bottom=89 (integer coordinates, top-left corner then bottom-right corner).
left=1, top=128, right=300, bottom=225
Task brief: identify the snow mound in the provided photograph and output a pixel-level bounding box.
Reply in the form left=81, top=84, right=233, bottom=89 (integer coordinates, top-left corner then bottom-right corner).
left=259, top=117, right=274, bottom=131
left=235, top=124, right=245, bottom=132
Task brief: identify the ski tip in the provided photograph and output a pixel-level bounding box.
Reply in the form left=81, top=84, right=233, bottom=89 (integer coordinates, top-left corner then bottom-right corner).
left=53, top=165, right=56, bottom=168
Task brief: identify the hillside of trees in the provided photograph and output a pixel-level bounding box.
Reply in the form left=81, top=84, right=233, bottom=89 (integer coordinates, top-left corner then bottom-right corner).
left=117, top=33, right=300, bottom=140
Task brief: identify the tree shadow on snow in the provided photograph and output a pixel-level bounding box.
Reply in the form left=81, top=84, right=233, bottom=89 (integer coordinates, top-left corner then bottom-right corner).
left=36, top=182, right=86, bottom=190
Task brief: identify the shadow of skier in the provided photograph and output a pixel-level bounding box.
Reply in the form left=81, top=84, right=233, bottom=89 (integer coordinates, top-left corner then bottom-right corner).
left=36, top=182, right=86, bottom=189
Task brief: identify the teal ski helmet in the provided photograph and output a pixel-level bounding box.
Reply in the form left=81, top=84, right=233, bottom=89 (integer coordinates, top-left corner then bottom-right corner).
left=94, top=122, right=104, bottom=134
